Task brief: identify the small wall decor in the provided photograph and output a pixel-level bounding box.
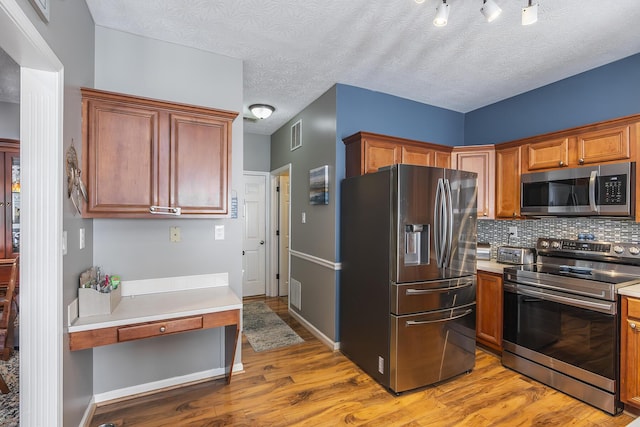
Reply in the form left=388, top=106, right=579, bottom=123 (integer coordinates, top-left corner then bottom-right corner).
left=29, top=0, right=50, bottom=22
left=291, top=119, right=302, bottom=151
left=309, top=165, right=329, bottom=205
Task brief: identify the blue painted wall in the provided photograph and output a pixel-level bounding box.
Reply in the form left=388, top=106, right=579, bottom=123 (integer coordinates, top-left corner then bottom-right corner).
left=465, top=53, right=640, bottom=146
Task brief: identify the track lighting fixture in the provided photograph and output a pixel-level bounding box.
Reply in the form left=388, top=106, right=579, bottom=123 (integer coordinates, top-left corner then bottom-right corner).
left=433, top=0, right=449, bottom=27
left=249, top=104, right=275, bottom=119
left=480, top=0, right=502, bottom=22
left=522, top=0, right=538, bottom=25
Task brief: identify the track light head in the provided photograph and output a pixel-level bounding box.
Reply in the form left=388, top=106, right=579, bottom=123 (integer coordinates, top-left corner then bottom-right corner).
left=481, top=0, right=502, bottom=22
left=433, top=0, right=450, bottom=27
left=522, top=1, right=538, bottom=25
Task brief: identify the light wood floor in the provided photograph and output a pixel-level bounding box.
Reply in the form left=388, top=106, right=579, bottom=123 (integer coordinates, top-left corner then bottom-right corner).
left=89, top=296, right=637, bottom=426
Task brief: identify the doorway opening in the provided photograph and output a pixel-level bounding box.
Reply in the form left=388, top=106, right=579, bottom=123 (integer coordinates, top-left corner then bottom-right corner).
left=269, top=164, right=291, bottom=299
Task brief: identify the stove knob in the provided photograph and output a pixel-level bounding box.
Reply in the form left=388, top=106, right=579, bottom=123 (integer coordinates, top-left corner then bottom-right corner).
left=629, top=246, right=640, bottom=255
left=551, top=241, right=561, bottom=249
left=539, top=240, right=549, bottom=249
left=613, top=245, right=625, bottom=254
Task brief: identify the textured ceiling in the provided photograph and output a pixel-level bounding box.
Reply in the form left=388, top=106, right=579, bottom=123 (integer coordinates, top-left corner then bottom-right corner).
left=4, top=1, right=640, bottom=136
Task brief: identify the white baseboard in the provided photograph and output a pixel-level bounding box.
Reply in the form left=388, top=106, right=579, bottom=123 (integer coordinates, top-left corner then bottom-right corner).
left=289, top=309, right=340, bottom=351
left=79, top=395, right=95, bottom=427
left=92, top=362, right=244, bottom=404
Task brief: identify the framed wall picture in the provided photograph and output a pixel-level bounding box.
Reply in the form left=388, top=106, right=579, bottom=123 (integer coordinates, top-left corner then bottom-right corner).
left=309, top=165, right=329, bottom=205
left=29, top=0, right=50, bottom=22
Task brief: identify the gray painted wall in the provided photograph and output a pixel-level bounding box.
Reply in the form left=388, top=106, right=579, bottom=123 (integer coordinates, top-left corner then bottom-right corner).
left=92, top=27, right=243, bottom=394
left=0, top=101, right=19, bottom=138
left=271, top=86, right=339, bottom=340
left=10, top=0, right=96, bottom=425
left=244, top=132, right=271, bottom=172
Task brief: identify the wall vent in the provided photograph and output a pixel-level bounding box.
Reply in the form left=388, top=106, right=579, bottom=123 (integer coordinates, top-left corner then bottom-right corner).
left=291, top=119, right=302, bottom=151
left=290, top=277, right=302, bottom=309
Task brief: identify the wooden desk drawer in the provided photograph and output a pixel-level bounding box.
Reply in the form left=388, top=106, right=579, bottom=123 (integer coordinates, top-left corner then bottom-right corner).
left=628, top=297, right=640, bottom=319
left=118, top=316, right=203, bottom=342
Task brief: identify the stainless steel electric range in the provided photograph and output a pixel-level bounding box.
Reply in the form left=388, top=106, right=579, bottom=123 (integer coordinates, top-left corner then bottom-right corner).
left=502, top=236, right=640, bottom=415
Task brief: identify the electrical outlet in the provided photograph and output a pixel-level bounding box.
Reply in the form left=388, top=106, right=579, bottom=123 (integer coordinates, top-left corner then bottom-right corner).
left=508, top=226, right=518, bottom=238
left=301, top=212, right=306, bottom=223
left=170, top=226, right=181, bottom=242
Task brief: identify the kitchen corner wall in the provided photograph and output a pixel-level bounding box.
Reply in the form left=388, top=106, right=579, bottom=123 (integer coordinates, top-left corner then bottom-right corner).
left=91, top=27, right=243, bottom=395
left=478, top=218, right=640, bottom=258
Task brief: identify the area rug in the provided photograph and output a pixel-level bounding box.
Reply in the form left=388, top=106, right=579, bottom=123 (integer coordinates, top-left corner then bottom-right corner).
left=243, top=302, right=304, bottom=352
left=0, top=350, right=19, bottom=427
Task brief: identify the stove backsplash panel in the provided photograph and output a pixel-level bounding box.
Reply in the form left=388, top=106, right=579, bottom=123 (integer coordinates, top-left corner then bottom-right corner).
left=478, top=218, right=640, bottom=259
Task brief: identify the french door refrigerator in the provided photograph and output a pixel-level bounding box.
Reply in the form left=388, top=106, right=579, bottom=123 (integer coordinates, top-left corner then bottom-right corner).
left=340, top=164, right=477, bottom=393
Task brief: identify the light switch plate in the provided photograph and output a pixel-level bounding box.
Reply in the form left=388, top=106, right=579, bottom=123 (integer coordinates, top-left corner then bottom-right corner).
left=79, top=227, right=85, bottom=249
left=215, top=224, right=225, bottom=240
left=62, top=230, right=67, bottom=255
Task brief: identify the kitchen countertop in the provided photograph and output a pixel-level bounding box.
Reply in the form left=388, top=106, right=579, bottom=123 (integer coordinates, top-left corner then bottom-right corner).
left=619, top=283, right=640, bottom=298
left=477, top=260, right=508, bottom=275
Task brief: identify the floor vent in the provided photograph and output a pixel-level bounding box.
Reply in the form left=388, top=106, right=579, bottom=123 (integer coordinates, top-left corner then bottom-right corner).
left=290, top=278, right=301, bottom=309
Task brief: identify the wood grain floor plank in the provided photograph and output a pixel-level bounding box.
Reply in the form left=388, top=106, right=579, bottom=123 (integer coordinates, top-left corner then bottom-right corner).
left=90, top=297, right=637, bottom=427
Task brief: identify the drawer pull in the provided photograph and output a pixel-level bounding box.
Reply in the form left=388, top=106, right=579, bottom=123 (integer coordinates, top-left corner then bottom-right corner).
left=631, top=322, right=637, bottom=330
left=160, top=326, right=166, bottom=333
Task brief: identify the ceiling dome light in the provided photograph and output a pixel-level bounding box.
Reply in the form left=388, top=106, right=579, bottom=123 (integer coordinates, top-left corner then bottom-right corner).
left=481, top=0, right=502, bottom=22
left=249, top=104, right=275, bottom=119
left=414, top=0, right=426, bottom=3
left=433, top=0, right=450, bottom=27
left=522, top=0, right=538, bottom=25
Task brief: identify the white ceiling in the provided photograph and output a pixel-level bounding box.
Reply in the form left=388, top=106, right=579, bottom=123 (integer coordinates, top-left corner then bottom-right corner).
left=5, top=1, right=640, bottom=136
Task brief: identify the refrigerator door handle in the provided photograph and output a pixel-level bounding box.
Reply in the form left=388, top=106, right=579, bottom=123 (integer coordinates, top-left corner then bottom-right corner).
left=442, top=178, right=454, bottom=268
left=405, top=309, right=474, bottom=326
left=434, top=178, right=445, bottom=267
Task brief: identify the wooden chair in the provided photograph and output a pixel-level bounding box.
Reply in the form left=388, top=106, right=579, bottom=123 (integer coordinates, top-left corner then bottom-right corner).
left=0, top=256, right=19, bottom=361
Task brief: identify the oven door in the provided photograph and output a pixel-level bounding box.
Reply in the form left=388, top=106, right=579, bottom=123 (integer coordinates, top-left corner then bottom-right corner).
left=503, top=281, right=618, bottom=390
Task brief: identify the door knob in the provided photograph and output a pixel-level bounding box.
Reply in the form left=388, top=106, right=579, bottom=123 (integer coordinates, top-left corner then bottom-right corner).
left=260, top=240, right=265, bottom=245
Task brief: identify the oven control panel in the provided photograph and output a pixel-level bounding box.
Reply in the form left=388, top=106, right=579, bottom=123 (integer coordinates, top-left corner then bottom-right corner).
left=537, top=238, right=640, bottom=261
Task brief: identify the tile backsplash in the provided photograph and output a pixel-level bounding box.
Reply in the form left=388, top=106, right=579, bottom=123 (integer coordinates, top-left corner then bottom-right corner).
left=478, top=218, right=640, bottom=259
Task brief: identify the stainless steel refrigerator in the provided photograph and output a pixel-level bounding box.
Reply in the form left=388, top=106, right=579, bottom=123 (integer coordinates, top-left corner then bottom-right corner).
left=340, top=164, right=477, bottom=393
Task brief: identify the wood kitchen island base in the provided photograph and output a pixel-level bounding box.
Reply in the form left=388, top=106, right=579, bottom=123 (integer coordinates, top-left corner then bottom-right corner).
left=68, top=275, right=242, bottom=385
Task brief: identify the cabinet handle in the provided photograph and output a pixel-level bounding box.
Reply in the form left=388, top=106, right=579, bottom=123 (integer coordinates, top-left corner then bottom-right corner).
left=0, top=202, right=3, bottom=207
left=483, top=212, right=488, bottom=217
left=559, top=161, right=564, bottom=166
left=5, top=202, right=10, bottom=207
left=632, top=322, right=637, bottom=330
left=149, top=206, right=182, bottom=216
left=159, top=326, right=166, bottom=333
left=579, top=158, right=585, bottom=164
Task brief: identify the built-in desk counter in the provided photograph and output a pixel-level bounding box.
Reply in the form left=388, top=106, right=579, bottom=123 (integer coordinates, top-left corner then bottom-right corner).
left=68, top=274, right=242, bottom=384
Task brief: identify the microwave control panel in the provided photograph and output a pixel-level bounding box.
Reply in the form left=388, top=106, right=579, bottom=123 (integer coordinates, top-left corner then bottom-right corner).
left=599, top=174, right=626, bottom=205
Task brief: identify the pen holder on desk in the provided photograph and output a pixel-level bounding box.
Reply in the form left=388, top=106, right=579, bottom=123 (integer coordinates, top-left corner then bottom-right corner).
left=78, top=285, right=121, bottom=317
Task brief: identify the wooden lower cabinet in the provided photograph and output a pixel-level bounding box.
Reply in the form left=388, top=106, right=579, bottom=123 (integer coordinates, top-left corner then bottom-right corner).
left=621, top=295, right=640, bottom=409
left=476, top=271, right=503, bottom=352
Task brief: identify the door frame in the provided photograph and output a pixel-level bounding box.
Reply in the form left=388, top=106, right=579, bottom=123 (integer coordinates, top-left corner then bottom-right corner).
left=269, top=164, right=291, bottom=297
left=242, top=171, right=269, bottom=296
left=0, top=0, right=64, bottom=424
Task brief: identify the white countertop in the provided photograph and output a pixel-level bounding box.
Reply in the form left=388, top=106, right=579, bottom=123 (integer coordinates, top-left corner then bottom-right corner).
left=619, top=283, right=640, bottom=298
left=477, top=260, right=507, bottom=275
left=69, top=274, right=242, bottom=333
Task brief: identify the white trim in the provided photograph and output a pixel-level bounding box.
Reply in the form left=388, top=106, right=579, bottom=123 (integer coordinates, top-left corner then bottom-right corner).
left=78, top=396, right=95, bottom=427
left=289, top=249, right=342, bottom=271
left=269, top=164, right=292, bottom=297
left=289, top=309, right=339, bottom=351
left=0, top=1, right=65, bottom=424
left=92, top=363, right=244, bottom=404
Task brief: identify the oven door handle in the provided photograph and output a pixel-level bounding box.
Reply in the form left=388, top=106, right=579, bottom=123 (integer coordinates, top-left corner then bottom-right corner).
left=515, top=287, right=615, bottom=314
left=405, top=309, right=474, bottom=326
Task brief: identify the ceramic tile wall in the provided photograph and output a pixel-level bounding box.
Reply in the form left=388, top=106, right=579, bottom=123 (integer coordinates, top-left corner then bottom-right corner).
left=477, top=218, right=640, bottom=259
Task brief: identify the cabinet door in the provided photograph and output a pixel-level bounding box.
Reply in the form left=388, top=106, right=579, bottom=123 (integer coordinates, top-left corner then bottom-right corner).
left=621, top=297, right=640, bottom=409
left=577, top=125, right=630, bottom=165
left=525, top=137, right=569, bottom=171
left=434, top=150, right=451, bottom=169
left=363, top=138, right=399, bottom=174
left=4, top=152, right=19, bottom=259
left=400, top=145, right=432, bottom=166
left=495, top=146, right=521, bottom=219
left=476, top=272, right=503, bottom=352
left=454, top=148, right=495, bottom=219
left=170, top=114, right=230, bottom=215
left=84, top=100, right=160, bottom=217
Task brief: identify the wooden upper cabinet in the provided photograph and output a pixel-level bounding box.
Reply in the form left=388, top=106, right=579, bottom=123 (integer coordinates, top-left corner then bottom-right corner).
left=495, top=145, right=521, bottom=219
left=524, top=137, right=570, bottom=171
left=576, top=125, right=631, bottom=165
left=343, top=131, right=452, bottom=178
left=453, top=146, right=495, bottom=219
left=81, top=88, right=237, bottom=218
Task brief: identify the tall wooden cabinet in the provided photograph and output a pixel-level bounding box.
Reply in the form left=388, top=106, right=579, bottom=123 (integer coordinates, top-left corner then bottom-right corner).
left=81, top=88, right=238, bottom=218
left=495, top=145, right=522, bottom=219
left=476, top=271, right=503, bottom=352
left=621, top=295, right=640, bottom=410
left=452, top=146, right=495, bottom=219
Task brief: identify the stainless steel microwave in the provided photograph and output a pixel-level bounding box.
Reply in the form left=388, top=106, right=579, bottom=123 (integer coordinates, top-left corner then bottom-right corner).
left=520, top=162, right=635, bottom=217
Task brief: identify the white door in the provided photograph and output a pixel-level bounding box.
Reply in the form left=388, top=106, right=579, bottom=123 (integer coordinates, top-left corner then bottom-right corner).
left=278, top=175, right=290, bottom=296
left=243, top=173, right=267, bottom=296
